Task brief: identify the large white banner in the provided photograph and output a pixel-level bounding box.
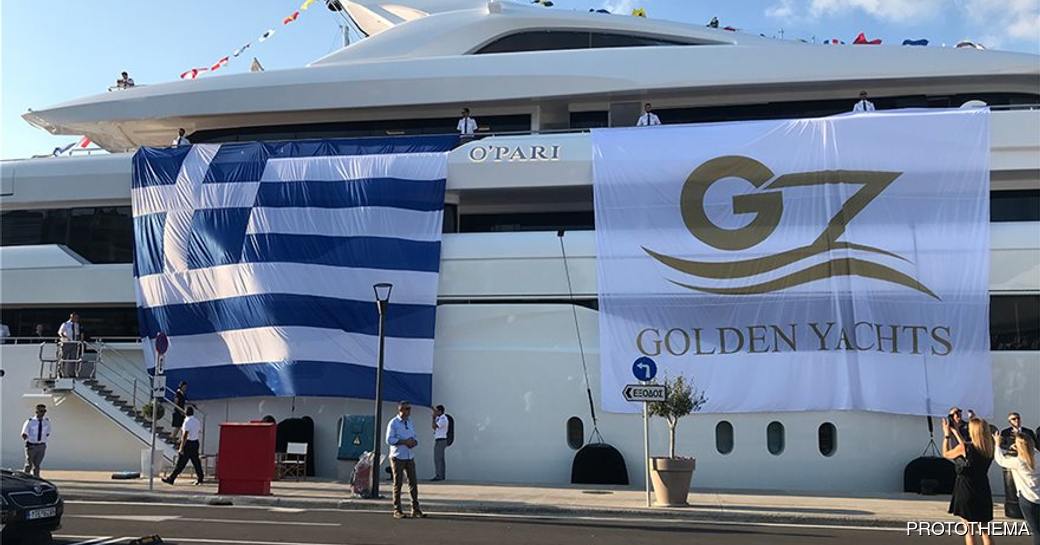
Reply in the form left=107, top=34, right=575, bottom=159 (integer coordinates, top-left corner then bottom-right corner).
left=593, top=109, right=991, bottom=416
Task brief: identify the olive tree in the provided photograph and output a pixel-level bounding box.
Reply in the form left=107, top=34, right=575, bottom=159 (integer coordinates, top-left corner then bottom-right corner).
left=648, top=375, right=707, bottom=459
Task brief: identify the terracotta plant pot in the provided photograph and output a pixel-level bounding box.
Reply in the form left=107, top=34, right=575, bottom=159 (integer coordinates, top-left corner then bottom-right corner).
left=650, top=457, right=695, bottom=506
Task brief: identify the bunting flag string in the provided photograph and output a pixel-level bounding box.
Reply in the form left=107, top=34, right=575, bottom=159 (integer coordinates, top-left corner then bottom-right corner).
left=180, top=67, right=209, bottom=80
left=181, top=1, right=317, bottom=81
left=210, top=56, right=230, bottom=72
left=853, top=32, right=882, bottom=45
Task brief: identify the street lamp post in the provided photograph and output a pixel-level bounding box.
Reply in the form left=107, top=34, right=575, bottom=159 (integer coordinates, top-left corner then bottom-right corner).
left=370, top=282, right=393, bottom=499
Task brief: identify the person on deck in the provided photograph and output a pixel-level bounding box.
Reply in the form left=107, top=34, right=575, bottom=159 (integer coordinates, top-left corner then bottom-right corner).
left=636, top=103, right=661, bottom=126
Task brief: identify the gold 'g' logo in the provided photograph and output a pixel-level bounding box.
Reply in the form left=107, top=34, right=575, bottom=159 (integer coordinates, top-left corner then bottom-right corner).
left=643, top=156, right=938, bottom=299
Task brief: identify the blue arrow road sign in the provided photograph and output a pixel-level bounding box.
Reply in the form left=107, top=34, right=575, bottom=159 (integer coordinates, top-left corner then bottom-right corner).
left=632, top=357, right=657, bottom=381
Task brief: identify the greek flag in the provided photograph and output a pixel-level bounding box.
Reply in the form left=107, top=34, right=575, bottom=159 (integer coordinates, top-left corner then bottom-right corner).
left=131, top=136, right=456, bottom=404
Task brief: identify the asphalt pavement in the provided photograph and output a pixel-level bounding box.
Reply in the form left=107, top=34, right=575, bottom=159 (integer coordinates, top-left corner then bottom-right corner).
left=47, top=500, right=1034, bottom=545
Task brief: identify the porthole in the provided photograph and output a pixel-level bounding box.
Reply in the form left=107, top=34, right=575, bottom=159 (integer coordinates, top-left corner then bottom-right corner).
left=715, top=421, right=734, bottom=454
left=566, top=416, right=584, bottom=450
left=818, top=422, right=837, bottom=457
left=766, top=421, right=785, bottom=455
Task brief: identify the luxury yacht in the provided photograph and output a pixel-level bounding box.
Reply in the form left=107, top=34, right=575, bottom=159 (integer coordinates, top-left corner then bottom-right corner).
left=1, top=0, right=1037, bottom=494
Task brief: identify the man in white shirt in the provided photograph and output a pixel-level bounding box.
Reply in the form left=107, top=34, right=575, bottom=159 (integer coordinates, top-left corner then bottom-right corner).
left=57, top=312, right=81, bottom=375
left=457, top=108, right=477, bottom=137
left=116, top=71, right=135, bottom=89
left=21, top=404, right=51, bottom=477
left=386, top=400, right=425, bottom=518
left=431, top=405, right=449, bottom=481
left=163, top=406, right=204, bottom=485
left=172, top=128, right=191, bottom=147
left=852, top=90, right=876, bottom=112
left=636, top=103, right=661, bottom=126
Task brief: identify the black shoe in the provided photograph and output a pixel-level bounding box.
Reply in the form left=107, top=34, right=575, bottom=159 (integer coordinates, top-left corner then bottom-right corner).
left=194, top=480, right=203, bottom=486
left=161, top=477, right=174, bottom=485
left=411, top=510, right=427, bottom=519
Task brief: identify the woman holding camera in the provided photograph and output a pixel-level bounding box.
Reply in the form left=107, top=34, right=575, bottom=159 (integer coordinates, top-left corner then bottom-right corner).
left=994, top=430, right=1040, bottom=545
left=943, top=416, right=995, bottom=545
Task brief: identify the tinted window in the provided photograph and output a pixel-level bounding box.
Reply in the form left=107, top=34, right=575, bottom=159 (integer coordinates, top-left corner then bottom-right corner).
left=476, top=31, right=688, bottom=54
left=566, top=416, right=584, bottom=450
left=715, top=421, right=734, bottom=454
left=991, top=295, right=1040, bottom=351
left=818, top=422, right=837, bottom=457
left=190, top=115, right=531, bottom=143
left=991, top=190, right=1040, bottom=222
left=443, top=203, right=459, bottom=233
left=767, top=421, right=785, bottom=455
left=459, top=211, right=594, bottom=232
left=0, top=306, right=139, bottom=339
left=1, top=206, right=133, bottom=264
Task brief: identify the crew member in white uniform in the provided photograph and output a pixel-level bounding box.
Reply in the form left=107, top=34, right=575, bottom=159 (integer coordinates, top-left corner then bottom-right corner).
left=57, top=312, right=81, bottom=375
left=21, top=404, right=51, bottom=477
left=636, top=103, right=661, bottom=126
left=457, top=108, right=478, bottom=137
left=163, top=406, right=205, bottom=485
left=853, top=90, right=876, bottom=112
left=172, top=128, right=191, bottom=146
left=432, top=405, right=449, bottom=481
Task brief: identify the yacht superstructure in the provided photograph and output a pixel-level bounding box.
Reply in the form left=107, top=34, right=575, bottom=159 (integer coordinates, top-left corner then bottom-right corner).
left=2, top=1, right=1038, bottom=493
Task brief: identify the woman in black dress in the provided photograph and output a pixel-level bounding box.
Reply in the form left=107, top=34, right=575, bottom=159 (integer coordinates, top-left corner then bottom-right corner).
left=942, top=416, right=996, bottom=545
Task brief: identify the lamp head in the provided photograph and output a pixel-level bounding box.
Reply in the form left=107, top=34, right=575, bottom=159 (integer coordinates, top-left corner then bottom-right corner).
left=373, top=283, right=393, bottom=302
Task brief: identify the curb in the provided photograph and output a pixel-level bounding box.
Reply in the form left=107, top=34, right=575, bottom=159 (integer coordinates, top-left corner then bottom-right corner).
left=57, top=485, right=916, bottom=529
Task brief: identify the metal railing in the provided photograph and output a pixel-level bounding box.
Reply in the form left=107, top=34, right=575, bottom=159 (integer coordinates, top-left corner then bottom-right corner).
left=34, top=339, right=207, bottom=454
left=92, top=339, right=207, bottom=453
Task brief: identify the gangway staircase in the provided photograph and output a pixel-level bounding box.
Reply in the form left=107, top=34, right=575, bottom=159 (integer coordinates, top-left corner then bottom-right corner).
left=32, top=340, right=206, bottom=465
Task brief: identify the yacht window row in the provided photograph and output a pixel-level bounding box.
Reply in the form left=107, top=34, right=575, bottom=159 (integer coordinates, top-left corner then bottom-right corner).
left=181, top=93, right=1038, bottom=143
left=716, top=421, right=836, bottom=457
left=2, top=295, right=1037, bottom=349
left=473, top=30, right=698, bottom=55
left=2, top=192, right=1035, bottom=264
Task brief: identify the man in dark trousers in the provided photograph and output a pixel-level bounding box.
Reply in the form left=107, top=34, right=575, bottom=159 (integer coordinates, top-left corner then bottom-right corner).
left=1000, top=412, right=1038, bottom=517
left=386, top=400, right=425, bottom=519
left=163, top=406, right=204, bottom=485
left=431, top=405, right=449, bottom=481
left=21, top=404, right=51, bottom=477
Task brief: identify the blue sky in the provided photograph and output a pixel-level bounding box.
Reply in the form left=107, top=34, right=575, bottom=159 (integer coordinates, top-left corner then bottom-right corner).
left=2, top=0, right=1037, bottom=159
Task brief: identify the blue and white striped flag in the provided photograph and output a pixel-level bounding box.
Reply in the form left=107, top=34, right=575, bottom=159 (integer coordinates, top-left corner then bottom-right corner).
left=131, top=137, right=456, bottom=404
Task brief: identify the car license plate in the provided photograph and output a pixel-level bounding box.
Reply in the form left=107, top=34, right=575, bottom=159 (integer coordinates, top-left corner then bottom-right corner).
left=27, top=507, right=56, bottom=520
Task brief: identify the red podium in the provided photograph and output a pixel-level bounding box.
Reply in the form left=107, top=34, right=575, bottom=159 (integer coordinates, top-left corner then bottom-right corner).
left=217, top=422, right=276, bottom=495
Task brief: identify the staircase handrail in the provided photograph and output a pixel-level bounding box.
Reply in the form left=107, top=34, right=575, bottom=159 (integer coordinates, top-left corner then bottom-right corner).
left=88, top=339, right=208, bottom=453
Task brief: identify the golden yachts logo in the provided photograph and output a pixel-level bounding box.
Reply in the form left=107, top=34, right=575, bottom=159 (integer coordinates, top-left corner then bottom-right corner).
left=644, top=156, right=939, bottom=299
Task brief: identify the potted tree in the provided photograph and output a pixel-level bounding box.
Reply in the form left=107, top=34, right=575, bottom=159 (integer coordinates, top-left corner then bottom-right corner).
left=647, top=374, right=707, bottom=506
